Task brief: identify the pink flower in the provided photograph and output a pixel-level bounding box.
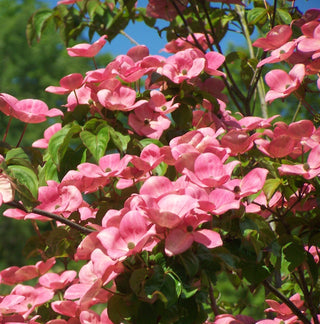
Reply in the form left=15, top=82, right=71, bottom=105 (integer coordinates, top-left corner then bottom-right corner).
left=223, top=168, right=269, bottom=199
left=10, top=284, right=54, bottom=318
left=79, top=309, right=113, bottom=324
left=58, top=0, right=81, bottom=4
left=127, top=45, right=149, bottom=62
left=0, top=258, right=55, bottom=285
left=265, top=64, right=305, bottom=103
left=32, top=123, right=62, bottom=148
left=0, top=169, right=14, bottom=205
left=278, top=144, right=320, bottom=179
left=162, top=48, right=206, bottom=83
left=97, top=210, right=156, bottom=260
left=257, top=41, right=296, bottom=67
left=67, top=35, right=107, bottom=57
left=208, top=188, right=240, bottom=215
left=162, top=33, right=214, bottom=53
left=0, top=95, right=62, bottom=123
left=165, top=227, right=222, bottom=256
left=253, top=25, right=292, bottom=51
left=183, top=152, right=239, bottom=188
left=39, top=271, right=77, bottom=290
left=213, top=314, right=255, bottom=324
left=221, top=129, right=259, bottom=155
left=148, top=90, right=179, bottom=114
left=145, top=193, right=199, bottom=229
left=204, top=51, right=226, bottom=77
left=13, top=99, right=63, bottom=123
left=297, top=23, right=320, bottom=54
left=0, top=93, right=19, bottom=116
left=128, top=102, right=171, bottom=139
left=146, top=0, right=187, bottom=21
left=255, top=134, right=296, bottom=158
left=264, top=293, right=305, bottom=324
left=0, top=295, right=26, bottom=316
left=45, top=73, right=84, bottom=95
left=106, top=54, right=147, bottom=83
left=97, top=80, right=142, bottom=111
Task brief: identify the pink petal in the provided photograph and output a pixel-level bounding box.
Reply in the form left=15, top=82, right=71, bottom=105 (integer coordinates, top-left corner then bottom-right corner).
left=165, top=229, right=194, bottom=256
left=193, top=229, right=223, bottom=249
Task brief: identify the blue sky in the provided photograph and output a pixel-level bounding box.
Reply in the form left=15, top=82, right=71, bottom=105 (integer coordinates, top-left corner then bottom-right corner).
left=47, top=0, right=320, bottom=57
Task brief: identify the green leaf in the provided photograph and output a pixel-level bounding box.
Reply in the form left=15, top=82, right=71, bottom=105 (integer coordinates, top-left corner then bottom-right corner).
left=108, top=295, right=133, bottom=324
left=179, top=250, right=199, bottom=278
left=263, top=178, right=281, bottom=200
left=80, top=126, right=110, bottom=162
left=31, top=9, right=53, bottom=41
left=5, top=147, right=42, bottom=170
left=153, top=162, right=167, bottom=176
left=139, top=138, right=163, bottom=148
left=241, top=261, right=271, bottom=284
left=87, top=0, right=104, bottom=19
left=161, top=273, right=180, bottom=306
left=276, top=9, right=292, bottom=25
left=62, top=105, right=90, bottom=125
left=38, top=158, right=59, bottom=186
left=247, top=8, right=267, bottom=25
left=109, top=127, right=130, bottom=153
left=283, top=241, right=306, bottom=272
left=171, top=104, right=192, bottom=130
left=306, top=251, right=318, bottom=284
left=8, top=164, right=38, bottom=199
left=130, top=268, right=147, bottom=296
left=48, top=123, right=81, bottom=167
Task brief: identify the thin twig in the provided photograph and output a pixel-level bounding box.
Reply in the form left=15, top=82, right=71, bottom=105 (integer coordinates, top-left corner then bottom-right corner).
left=263, top=280, right=311, bottom=324
left=16, top=123, right=28, bottom=147
left=209, top=281, right=220, bottom=316
left=120, top=30, right=140, bottom=46
left=6, top=201, right=95, bottom=235
left=3, top=116, right=12, bottom=142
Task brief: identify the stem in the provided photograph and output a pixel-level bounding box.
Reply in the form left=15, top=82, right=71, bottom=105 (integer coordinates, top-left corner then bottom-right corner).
left=297, top=266, right=320, bottom=324
left=2, top=116, right=12, bottom=142
left=209, top=281, right=220, bottom=316
left=16, top=123, right=28, bottom=147
left=6, top=201, right=95, bottom=235
left=263, top=280, right=311, bottom=324
left=120, top=30, right=140, bottom=46
left=188, top=0, right=214, bottom=51
left=92, top=57, right=98, bottom=69
left=271, top=0, right=278, bottom=29
left=73, top=89, right=80, bottom=105
left=235, top=5, right=267, bottom=117
left=198, top=0, right=247, bottom=113
left=169, top=0, right=206, bottom=53
left=292, top=98, right=303, bottom=122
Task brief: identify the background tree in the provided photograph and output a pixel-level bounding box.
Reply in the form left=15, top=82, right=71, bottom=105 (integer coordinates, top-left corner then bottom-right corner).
left=0, top=0, right=112, bottom=269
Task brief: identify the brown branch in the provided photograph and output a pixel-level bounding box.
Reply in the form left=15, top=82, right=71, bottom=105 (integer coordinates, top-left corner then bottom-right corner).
left=6, top=201, right=95, bottom=235
left=263, top=280, right=311, bottom=324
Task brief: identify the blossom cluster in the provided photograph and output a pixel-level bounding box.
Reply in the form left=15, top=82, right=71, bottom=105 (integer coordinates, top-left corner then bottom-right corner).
left=253, top=9, right=320, bottom=102
left=1, top=1, right=320, bottom=323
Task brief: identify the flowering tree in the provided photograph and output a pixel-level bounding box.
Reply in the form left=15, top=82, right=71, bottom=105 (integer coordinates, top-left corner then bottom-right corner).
left=1, top=0, right=320, bottom=323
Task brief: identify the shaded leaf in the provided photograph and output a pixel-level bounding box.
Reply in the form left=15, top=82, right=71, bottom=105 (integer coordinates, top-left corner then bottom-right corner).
left=247, top=8, right=267, bottom=25
left=48, top=122, right=81, bottom=167
left=80, top=126, right=109, bottom=162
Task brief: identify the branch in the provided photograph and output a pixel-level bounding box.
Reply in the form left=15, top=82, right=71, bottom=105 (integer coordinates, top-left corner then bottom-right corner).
left=297, top=266, right=320, bottom=324
left=263, top=280, right=311, bottom=324
left=209, top=281, right=220, bottom=316
left=120, top=30, right=140, bottom=46
left=169, top=0, right=206, bottom=53
left=235, top=4, right=267, bottom=117
left=6, top=201, right=95, bottom=235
